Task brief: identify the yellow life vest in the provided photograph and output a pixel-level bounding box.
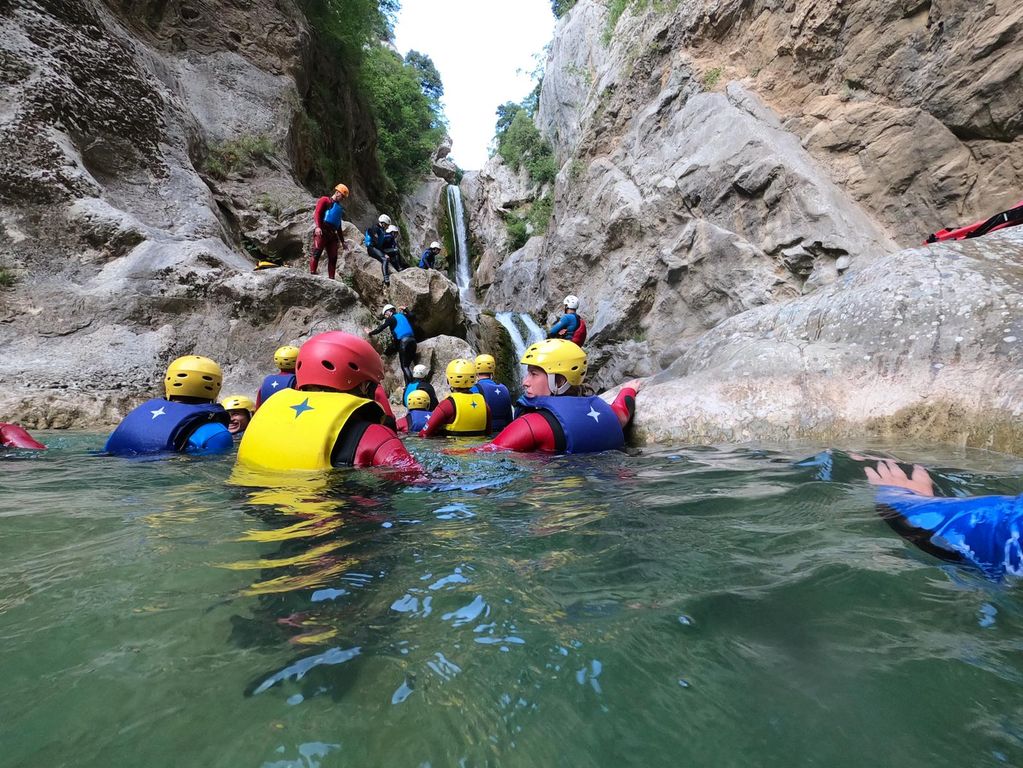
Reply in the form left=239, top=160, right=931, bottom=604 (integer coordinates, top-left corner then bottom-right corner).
left=446, top=391, right=489, bottom=436
left=237, top=389, right=383, bottom=471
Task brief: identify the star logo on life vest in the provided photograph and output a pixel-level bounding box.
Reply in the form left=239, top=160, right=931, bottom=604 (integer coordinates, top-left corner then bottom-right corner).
left=586, top=407, right=601, bottom=422
left=291, top=398, right=314, bottom=418
left=271, top=381, right=280, bottom=389
left=150, top=407, right=166, bottom=419
left=470, top=400, right=478, bottom=408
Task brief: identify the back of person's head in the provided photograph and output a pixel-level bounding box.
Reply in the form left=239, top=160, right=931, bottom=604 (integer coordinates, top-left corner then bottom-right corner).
left=296, top=332, right=384, bottom=394
left=446, top=358, right=476, bottom=390
left=563, top=294, right=579, bottom=310
left=165, top=355, right=223, bottom=402
left=474, top=354, right=496, bottom=376
left=412, top=363, right=429, bottom=380
left=273, top=345, right=300, bottom=372
left=407, top=389, right=431, bottom=410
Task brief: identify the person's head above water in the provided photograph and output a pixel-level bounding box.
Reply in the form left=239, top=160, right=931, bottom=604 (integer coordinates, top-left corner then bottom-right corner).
left=273, top=345, right=300, bottom=373
left=474, top=354, right=496, bottom=379
left=295, top=331, right=384, bottom=396
left=164, top=355, right=223, bottom=403
left=520, top=339, right=586, bottom=397
left=446, top=358, right=477, bottom=392
left=221, top=394, right=255, bottom=434
left=407, top=389, right=431, bottom=410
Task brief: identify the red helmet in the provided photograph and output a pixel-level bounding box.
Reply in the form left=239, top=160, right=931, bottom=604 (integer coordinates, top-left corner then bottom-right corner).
left=295, top=332, right=385, bottom=392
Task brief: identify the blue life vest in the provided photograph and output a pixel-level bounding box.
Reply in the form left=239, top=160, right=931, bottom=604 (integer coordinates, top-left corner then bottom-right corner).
left=405, top=409, right=432, bottom=433
left=419, top=249, right=435, bottom=268
left=516, top=395, right=624, bottom=454
left=392, top=312, right=415, bottom=340
left=323, top=202, right=343, bottom=229
left=105, top=398, right=231, bottom=456
left=259, top=373, right=296, bottom=406
left=875, top=488, right=1023, bottom=581
left=472, top=378, right=513, bottom=432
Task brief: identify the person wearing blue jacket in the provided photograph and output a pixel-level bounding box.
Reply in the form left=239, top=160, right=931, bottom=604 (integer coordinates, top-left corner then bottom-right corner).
left=365, top=214, right=403, bottom=285
left=105, top=355, right=233, bottom=456
left=364, top=304, right=418, bottom=385
left=419, top=241, right=442, bottom=269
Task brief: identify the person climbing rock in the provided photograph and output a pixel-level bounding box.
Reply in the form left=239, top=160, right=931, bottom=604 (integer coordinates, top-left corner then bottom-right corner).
left=105, top=356, right=233, bottom=456
left=403, top=363, right=438, bottom=409
left=547, top=295, right=587, bottom=346
left=384, top=224, right=405, bottom=275
left=418, top=241, right=442, bottom=270
left=397, top=389, right=433, bottom=434
left=364, top=304, right=418, bottom=385
left=480, top=340, right=639, bottom=454
left=256, top=345, right=299, bottom=409
left=470, top=353, right=513, bottom=432
left=0, top=423, right=45, bottom=450
left=237, top=332, right=420, bottom=471
left=420, top=359, right=491, bottom=438
left=365, top=214, right=399, bottom=285
left=310, top=183, right=351, bottom=280
left=221, top=395, right=255, bottom=437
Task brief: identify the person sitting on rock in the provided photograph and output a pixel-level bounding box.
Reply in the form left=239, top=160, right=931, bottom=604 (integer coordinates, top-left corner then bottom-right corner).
left=384, top=224, right=406, bottom=274
left=397, top=389, right=433, bottom=434
left=418, top=241, right=442, bottom=270
left=420, top=359, right=491, bottom=438
left=547, top=294, right=587, bottom=346
left=480, top=340, right=639, bottom=454
left=237, top=331, right=420, bottom=471
left=364, top=304, right=418, bottom=385
left=865, top=459, right=1023, bottom=581
left=256, top=345, right=299, bottom=409
left=403, top=363, right=438, bottom=409
left=365, top=214, right=399, bottom=285
left=310, top=183, right=351, bottom=280
left=221, top=395, right=255, bottom=437
left=470, top=353, right=513, bottom=433
left=105, top=355, right=233, bottom=456
left=1, top=423, right=46, bottom=450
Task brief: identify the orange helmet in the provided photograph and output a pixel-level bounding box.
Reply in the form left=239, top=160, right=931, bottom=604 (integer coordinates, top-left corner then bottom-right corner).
left=334, top=183, right=349, bottom=197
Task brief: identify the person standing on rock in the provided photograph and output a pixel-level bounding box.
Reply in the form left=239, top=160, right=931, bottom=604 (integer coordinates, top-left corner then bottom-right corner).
left=365, top=214, right=400, bottom=285
left=384, top=224, right=406, bottom=275
left=470, top=354, right=513, bottom=432
left=403, top=363, right=438, bottom=409
left=310, top=183, right=351, bottom=280
left=420, top=359, right=491, bottom=438
left=418, top=241, right=442, bottom=270
left=364, top=304, right=418, bottom=385
left=479, top=340, right=639, bottom=454
left=547, top=295, right=587, bottom=346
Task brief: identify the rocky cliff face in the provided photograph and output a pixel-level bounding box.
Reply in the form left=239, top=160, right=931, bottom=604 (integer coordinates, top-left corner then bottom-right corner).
left=467, top=0, right=1023, bottom=448
left=0, top=0, right=459, bottom=426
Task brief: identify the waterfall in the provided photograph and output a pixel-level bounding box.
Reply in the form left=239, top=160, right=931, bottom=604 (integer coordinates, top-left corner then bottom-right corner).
left=446, top=184, right=473, bottom=307
left=495, top=311, right=547, bottom=373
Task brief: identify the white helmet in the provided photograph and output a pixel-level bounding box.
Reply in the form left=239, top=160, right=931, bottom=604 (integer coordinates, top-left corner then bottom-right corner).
left=429, top=241, right=441, bottom=250
left=378, top=214, right=391, bottom=226
left=412, top=363, right=429, bottom=379
left=387, top=224, right=399, bottom=233
left=381, top=304, right=396, bottom=316
left=563, top=294, right=580, bottom=309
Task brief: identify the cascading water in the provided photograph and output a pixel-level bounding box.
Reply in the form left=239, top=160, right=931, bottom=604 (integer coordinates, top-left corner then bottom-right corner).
left=445, top=184, right=474, bottom=308
left=496, top=311, right=546, bottom=371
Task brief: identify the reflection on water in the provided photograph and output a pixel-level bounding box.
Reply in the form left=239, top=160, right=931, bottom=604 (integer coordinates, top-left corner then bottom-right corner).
left=2, top=436, right=1023, bottom=767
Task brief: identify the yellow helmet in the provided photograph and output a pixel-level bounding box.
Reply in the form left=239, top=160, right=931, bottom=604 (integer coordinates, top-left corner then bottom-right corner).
left=274, top=345, right=300, bottom=371
left=164, top=355, right=223, bottom=400
left=446, top=358, right=476, bottom=389
left=474, top=354, right=496, bottom=375
left=520, top=339, right=586, bottom=389
left=407, top=389, right=431, bottom=410
left=221, top=394, right=255, bottom=413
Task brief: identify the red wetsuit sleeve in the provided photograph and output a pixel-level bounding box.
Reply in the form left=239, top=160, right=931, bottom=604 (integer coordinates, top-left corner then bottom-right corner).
left=0, top=423, right=46, bottom=449
left=611, top=387, right=638, bottom=428
left=353, top=424, right=422, bottom=471
left=313, top=196, right=330, bottom=228
left=479, top=413, right=556, bottom=453
left=420, top=397, right=455, bottom=437
left=374, top=386, right=395, bottom=420
left=396, top=416, right=409, bottom=434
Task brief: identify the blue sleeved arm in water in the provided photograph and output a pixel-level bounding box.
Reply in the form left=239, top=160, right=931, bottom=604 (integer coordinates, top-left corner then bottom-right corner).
left=875, top=487, right=1023, bottom=581
left=185, top=422, right=234, bottom=456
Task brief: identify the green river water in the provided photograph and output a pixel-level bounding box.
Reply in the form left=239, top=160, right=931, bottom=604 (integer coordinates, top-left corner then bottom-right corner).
left=3, top=434, right=1023, bottom=767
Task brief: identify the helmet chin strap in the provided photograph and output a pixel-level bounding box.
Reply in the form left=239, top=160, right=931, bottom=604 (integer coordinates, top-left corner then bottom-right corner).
left=547, top=373, right=571, bottom=395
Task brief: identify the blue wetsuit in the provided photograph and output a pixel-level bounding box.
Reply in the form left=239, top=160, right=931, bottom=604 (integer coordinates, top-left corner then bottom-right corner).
left=875, top=487, right=1023, bottom=581
left=548, top=313, right=580, bottom=339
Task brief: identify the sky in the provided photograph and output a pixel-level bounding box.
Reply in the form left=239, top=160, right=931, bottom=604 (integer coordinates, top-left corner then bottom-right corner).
left=393, top=0, right=555, bottom=170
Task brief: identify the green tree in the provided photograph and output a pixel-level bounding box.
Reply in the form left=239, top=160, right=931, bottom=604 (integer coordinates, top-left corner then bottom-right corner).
left=404, top=50, right=444, bottom=104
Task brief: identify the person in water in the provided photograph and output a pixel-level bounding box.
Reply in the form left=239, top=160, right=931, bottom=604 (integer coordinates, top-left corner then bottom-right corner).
left=865, top=459, right=1023, bottom=581
left=237, top=331, right=420, bottom=471
left=221, top=395, right=255, bottom=437
left=403, top=363, right=438, bottom=409
left=418, top=241, right=442, bottom=270
left=481, top=339, right=639, bottom=454
left=255, top=345, right=299, bottom=409
left=365, top=214, right=400, bottom=285
left=420, top=359, right=491, bottom=438
left=105, top=355, right=233, bottom=456
left=364, top=304, right=418, bottom=385
left=310, top=183, right=351, bottom=280
left=547, top=294, right=587, bottom=346
left=0, top=423, right=45, bottom=449
left=397, top=389, right=433, bottom=434
left=470, top=353, right=513, bottom=433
